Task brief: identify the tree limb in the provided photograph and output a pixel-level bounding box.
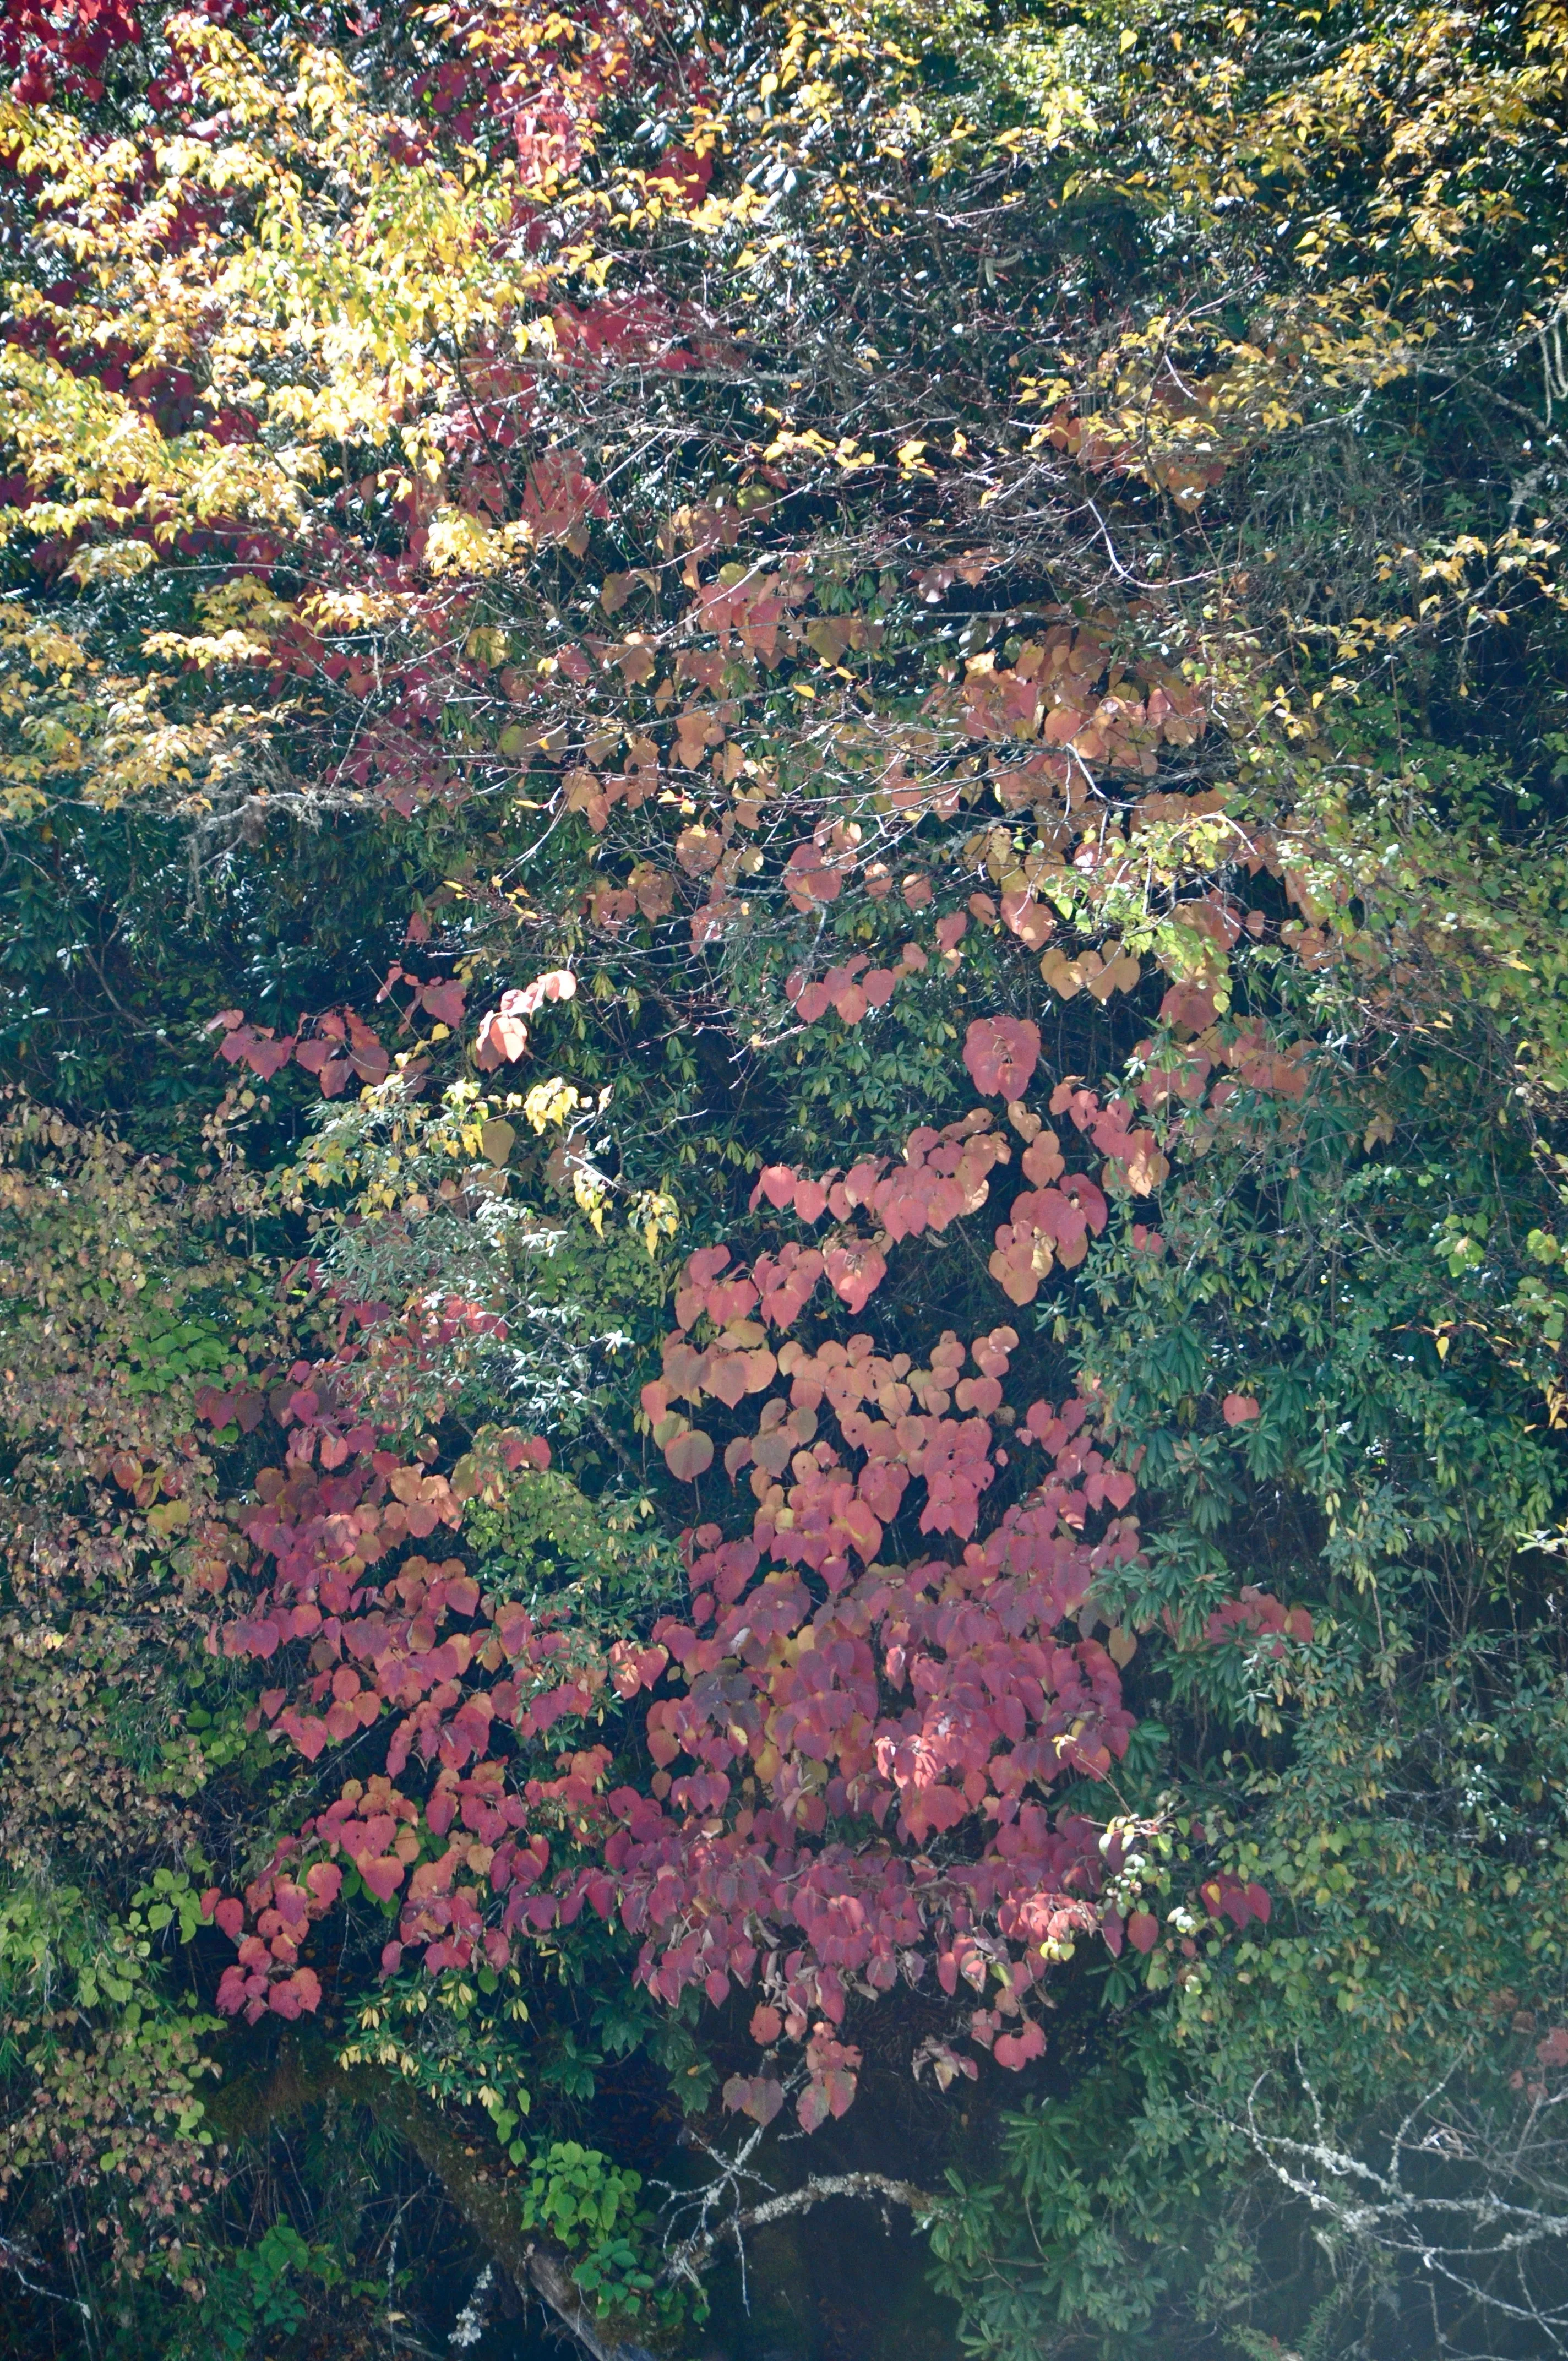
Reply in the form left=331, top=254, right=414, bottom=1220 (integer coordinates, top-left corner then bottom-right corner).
left=662, top=2170, right=942, bottom=2287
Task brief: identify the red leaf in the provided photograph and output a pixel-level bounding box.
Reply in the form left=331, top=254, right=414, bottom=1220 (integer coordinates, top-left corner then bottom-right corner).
left=476, top=1005, right=530, bottom=1068
left=267, top=1973, right=307, bottom=2020
left=963, top=1016, right=1042, bottom=1098
left=270, top=1966, right=322, bottom=2020
left=1126, top=1911, right=1159, bottom=1954
left=217, top=1022, right=297, bottom=1080
left=1222, top=1393, right=1261, bottom=1426
left=1000, top=890, right=1053, bottom=949
left=824, top=1240, right=886, bottom=1314
left=793, top=1176, right=828, bottom=1223
left=515, top=968, right=577, bottom=1015
left=723, top=2072, right=786, bottom=2126
left=796, top=2080, right=830, bottom=2133
left=215, top=1965, right=248, bottom=2015
left=665, top=1428, right=715, bottom=1482
left=418, top=979, right=467, bottom=1025
left=783, top=845, right=842, bottom=910
left=993, top=2020, right=1045, bottom=2070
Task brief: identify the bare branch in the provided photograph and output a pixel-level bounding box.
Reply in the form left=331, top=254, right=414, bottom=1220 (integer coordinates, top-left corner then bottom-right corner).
left=661, top=2169, right=942, bottom=2290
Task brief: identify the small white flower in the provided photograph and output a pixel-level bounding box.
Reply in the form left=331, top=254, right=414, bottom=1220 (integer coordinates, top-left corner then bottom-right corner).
left=449, top=2261, right=495, bottom=2348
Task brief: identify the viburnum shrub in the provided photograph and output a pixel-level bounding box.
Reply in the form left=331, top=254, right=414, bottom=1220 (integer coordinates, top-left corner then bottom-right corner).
left=199, top=1101, right=1284, bottom=2131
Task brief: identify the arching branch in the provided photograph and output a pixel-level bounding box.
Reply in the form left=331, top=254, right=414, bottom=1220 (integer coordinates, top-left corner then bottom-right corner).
left=660, top=2169, right=942, bottom=2287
